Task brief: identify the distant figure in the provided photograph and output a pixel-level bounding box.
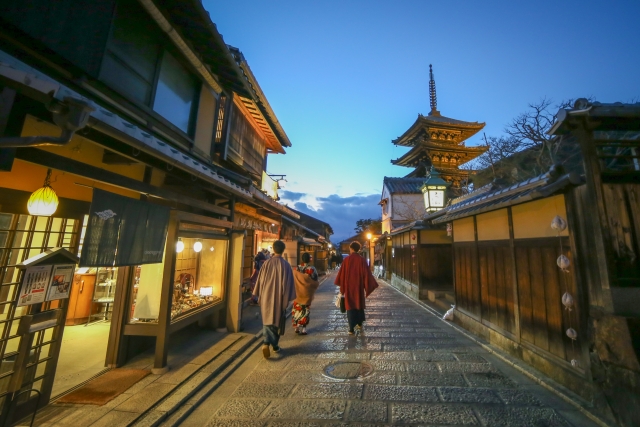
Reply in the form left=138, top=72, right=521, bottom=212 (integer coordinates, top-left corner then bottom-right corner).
left=334, top=241, right=379, bottom=335
left=249, top=250, right=267, bottom=305
left=253, top=240, right=295, bottom=359
left=292, top=253, right=319, bottom=335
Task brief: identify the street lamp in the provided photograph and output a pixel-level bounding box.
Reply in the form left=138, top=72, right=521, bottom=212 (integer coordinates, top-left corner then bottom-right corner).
left=420, top=168, right=451, bottom=213
left=366, top=232, right=372, bottom=240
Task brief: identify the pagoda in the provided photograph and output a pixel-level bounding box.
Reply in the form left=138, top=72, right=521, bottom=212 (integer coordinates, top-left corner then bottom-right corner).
left=391, top=65, right=487, bottom=187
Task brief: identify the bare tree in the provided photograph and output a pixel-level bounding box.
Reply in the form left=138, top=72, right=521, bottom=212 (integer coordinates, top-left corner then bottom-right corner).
left=392, top=194, right=426, bottom=222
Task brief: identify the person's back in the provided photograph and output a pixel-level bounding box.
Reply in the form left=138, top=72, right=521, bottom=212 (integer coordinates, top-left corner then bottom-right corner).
left=334, top=241, right=378, bottom=334
left=253, top=240, right=295, bottom=358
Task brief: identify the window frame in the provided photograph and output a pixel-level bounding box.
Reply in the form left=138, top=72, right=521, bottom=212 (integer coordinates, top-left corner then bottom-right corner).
left=98, top=0, right=202, bottom=140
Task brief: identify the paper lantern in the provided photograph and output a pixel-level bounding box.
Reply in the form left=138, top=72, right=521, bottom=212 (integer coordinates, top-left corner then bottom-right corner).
left=193, top=241, right=202, bottom=252
left=566, top=328, right=578, bottom=340
left=176, top=239, right=184, bottom=253
left=27, top=169, right=59, bottom=217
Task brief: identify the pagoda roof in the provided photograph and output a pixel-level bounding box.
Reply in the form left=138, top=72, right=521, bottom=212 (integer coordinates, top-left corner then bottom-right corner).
left=393, top=113, right=485, bottom=147
left=405, top=166, right=474, bottom=179
left=391, top=141, right=487, bottom=168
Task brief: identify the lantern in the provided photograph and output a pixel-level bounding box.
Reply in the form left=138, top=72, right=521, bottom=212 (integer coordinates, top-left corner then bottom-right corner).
left=27, top=168, right=59, bottom=217
left=420, top=168, right=450, bottom=213
left=176, top=238, right=185, bottom=253
left=193, top=240, right=202, bottom=252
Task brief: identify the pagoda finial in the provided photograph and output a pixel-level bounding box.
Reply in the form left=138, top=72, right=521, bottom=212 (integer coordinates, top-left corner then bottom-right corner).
left=429, top=64, right=441, bottom=116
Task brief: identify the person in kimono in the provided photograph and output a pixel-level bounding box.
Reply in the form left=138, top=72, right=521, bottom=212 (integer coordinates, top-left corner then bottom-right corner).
left=334, top=241, right=379, bottom=335
left=253, top=240, right=295, bottom=358
left=292, top=252, right=319, bottom=335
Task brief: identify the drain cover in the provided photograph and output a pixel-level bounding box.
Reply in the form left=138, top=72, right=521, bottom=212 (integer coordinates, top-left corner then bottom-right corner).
left=324, top=361, right=374, bottom=379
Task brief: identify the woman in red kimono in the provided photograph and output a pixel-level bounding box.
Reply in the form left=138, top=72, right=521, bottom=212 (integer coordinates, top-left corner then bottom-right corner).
left=334, top=241, right=379, bottom=334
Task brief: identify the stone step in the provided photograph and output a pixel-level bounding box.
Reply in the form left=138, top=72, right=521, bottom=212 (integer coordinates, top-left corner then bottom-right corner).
left=129, top=333, right=261, bottom=427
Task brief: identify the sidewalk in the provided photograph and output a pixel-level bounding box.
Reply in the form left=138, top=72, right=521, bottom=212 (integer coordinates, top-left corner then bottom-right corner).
left=20, top=274, right=333, bottom=427
left=176, top=276, right=606, bottom=427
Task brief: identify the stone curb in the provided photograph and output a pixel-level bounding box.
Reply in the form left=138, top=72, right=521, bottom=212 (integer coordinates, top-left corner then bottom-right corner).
left=380, top=278, right=614, bottom=427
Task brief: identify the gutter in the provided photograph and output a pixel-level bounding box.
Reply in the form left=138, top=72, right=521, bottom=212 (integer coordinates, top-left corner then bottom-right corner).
left=137, top=0, right=223, bottom=94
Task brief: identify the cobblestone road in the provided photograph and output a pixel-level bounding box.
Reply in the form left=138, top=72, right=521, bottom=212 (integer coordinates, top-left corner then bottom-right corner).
left=180, top=274, right=600, bottom=427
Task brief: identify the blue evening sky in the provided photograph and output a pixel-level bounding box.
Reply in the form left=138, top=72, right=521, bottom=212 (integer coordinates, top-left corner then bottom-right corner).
left=204, top=0, right=640, bottom=242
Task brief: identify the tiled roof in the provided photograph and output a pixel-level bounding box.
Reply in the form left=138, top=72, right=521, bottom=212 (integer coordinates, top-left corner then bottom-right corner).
left=383, top=177, right=425, bottom=194
left=430, top=166, right=582, bottom=224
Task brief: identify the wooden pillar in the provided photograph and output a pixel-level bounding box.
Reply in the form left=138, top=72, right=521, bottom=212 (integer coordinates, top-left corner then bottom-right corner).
left=105, top=266, right=132, bottom=367
left=507, top=207, right=521, bottom=343
left=153, top=212, right=178, bottom=372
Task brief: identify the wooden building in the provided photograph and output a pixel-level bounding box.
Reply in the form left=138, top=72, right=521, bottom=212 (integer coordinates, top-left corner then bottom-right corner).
left=429, top=99, right=640, bottom=427
left=0, top=0, right=298, bottom=421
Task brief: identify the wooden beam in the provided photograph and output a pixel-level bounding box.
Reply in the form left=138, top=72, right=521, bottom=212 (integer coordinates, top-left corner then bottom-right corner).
left=15, top=148, right=231, bottom=217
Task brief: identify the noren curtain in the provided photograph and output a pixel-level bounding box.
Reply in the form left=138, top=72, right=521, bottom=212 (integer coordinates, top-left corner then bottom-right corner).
left=79, top=189, right=170, bottom=267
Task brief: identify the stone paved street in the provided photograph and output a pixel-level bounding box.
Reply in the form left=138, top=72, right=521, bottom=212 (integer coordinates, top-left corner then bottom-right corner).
left=179, top=273, right=601, bottom=427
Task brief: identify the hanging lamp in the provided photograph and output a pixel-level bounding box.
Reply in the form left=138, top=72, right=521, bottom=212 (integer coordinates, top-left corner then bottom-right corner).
left=176, top=238, right=185, bottom=253
left=27, top=169, right=59, bottom=217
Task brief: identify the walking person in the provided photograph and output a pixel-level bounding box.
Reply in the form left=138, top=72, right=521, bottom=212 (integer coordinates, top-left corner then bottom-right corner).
left=253, top=240, right=295, bottom=359
left=292, top=253, right=319, bottom=335
left=334, top=241, right=379, bottom=335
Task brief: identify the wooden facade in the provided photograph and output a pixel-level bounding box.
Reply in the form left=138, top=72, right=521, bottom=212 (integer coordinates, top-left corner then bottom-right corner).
left=430, top=100, right=640, bottom=427
left=387, top=224, right=453, bottom=301
left=0, top=0, right=298, bottom=422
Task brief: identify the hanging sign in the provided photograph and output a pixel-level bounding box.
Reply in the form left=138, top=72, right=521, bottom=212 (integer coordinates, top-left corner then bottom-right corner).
left=45, top=264, right=75, bottom=301
left=18, top=265, right=52, bottom=306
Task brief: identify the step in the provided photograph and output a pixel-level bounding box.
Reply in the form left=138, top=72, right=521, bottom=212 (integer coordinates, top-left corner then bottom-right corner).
left=129, top=332, right=261, bottom=427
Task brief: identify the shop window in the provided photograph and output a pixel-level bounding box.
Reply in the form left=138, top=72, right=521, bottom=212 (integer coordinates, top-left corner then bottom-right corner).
left=173, top=238, right=227, bottom=320
left=128, top=237, right=227, bottom=324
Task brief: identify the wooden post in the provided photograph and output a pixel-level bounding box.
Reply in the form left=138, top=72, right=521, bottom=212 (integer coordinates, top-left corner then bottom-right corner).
left=507, top=207, right=521, bottom=343
left=153, top=212, right=178, bottom=372
left=573, top=123, right=616, bottom=313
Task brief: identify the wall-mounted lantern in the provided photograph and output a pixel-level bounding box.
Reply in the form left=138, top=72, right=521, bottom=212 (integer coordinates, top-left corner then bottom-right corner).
left=420, top=168, right=450, bottom=213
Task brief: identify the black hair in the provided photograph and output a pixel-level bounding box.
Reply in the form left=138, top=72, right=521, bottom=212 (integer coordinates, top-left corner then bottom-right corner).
left=349, top=241, right=361, bottom=252
left=273, top=240, right=285, bottom=254
left=301, top=252, right=311, bottom=263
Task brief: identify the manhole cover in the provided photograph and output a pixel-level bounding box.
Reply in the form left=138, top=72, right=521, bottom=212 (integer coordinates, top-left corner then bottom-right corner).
left=324, top=361, right=374, bottom=379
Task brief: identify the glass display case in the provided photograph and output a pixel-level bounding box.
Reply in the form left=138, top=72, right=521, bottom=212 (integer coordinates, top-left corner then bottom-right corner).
left=170, top=237, right=227, bottom=321
left=127, top=237, right=227, bottom=324
left=87, top=267, right=117, bottom=325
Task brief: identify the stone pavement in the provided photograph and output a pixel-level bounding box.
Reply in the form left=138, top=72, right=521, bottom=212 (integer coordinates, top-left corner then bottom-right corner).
left=177, top=273, right=603, bottom=427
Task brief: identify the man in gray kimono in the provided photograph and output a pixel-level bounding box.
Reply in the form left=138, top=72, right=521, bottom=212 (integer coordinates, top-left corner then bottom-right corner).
left=253, top=240, right=295, bottom=358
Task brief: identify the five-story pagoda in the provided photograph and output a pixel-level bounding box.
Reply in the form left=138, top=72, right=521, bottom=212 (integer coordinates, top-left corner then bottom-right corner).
left=392, top=65, right=487, bottom=188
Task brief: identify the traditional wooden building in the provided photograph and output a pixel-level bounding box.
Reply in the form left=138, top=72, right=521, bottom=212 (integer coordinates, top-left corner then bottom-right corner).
left=427, top=99, right=640, bottom=427
left=391, top=65, right=487, bottom=187
left=0, top=0, right=297, bottom=421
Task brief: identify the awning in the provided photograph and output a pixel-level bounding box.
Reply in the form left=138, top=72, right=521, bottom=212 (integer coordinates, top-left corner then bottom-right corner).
left=299, top=237, right=322, bottom=247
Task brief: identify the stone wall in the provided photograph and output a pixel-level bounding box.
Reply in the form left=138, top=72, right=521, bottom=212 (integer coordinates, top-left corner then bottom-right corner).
left=390, top=273, right=419, bottom=300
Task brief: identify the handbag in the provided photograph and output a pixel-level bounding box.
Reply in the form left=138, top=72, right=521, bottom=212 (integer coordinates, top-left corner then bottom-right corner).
left=278, top=309, right=287, bottom=335
left=340, top=295, right=346, bottom=313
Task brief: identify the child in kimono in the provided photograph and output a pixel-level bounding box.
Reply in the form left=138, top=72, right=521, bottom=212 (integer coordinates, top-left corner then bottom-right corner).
left=292, top=253, right=319, bottom=335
